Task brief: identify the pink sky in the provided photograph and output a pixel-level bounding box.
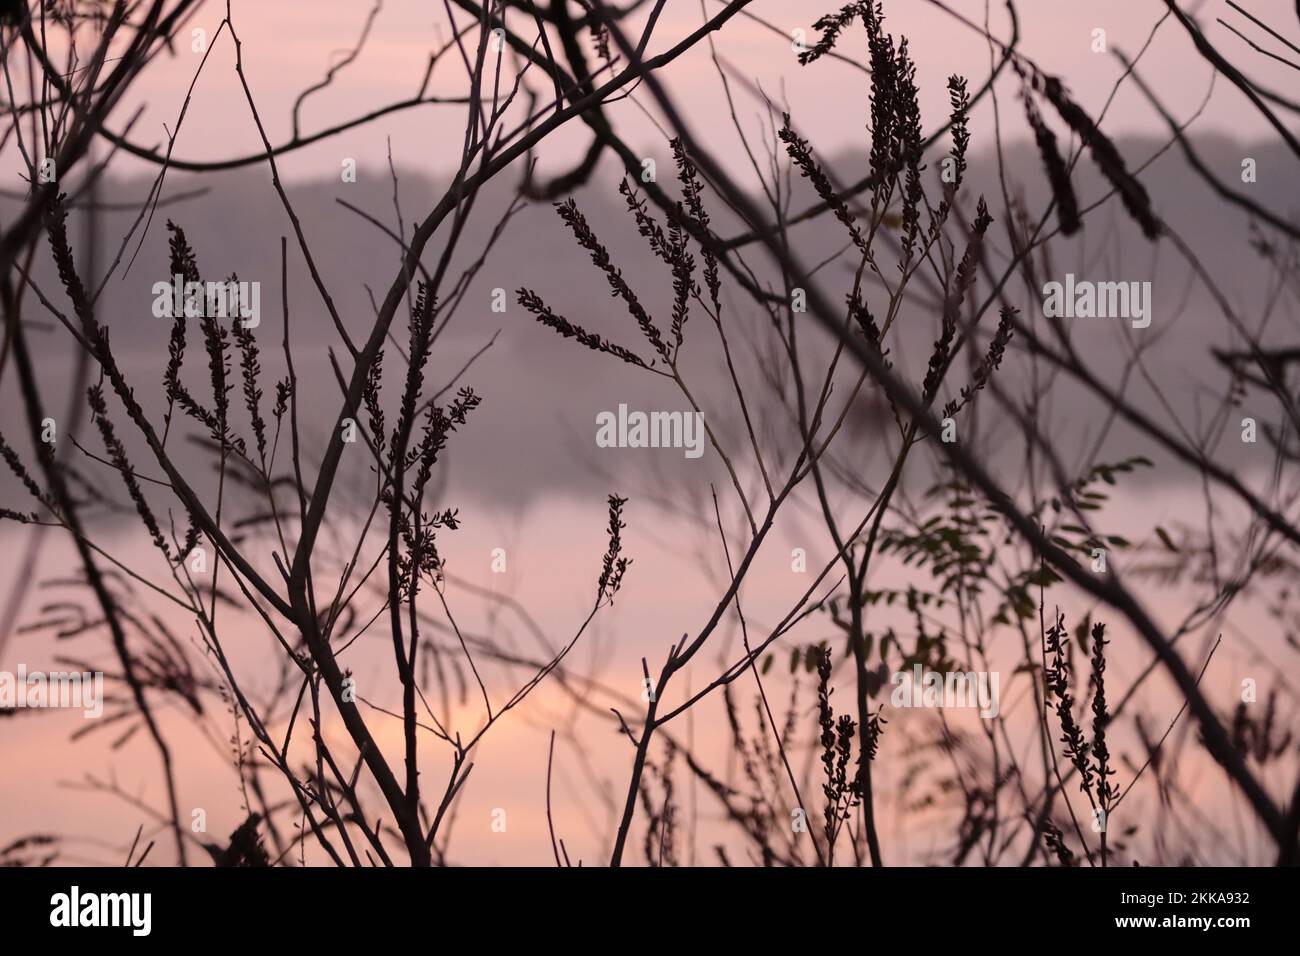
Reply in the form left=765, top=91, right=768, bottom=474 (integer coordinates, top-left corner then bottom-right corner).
left=39, top=0, right=1298, bottom=185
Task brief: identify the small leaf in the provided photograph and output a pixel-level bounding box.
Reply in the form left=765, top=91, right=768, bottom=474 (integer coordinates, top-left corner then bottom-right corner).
left=1154, top=526, right=1178, bottom=552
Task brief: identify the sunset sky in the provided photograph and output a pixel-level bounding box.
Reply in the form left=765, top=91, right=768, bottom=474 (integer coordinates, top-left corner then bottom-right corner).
left=41, top=0, right=1297, bottom=183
